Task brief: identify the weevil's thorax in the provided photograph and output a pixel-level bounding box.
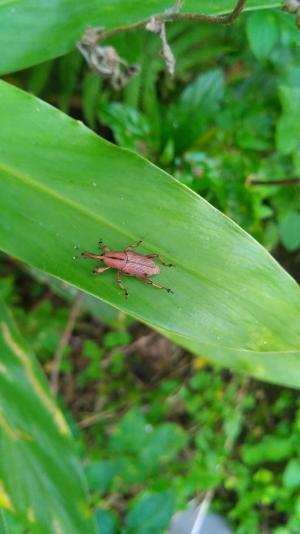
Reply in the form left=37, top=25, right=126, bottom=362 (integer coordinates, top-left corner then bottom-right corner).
left=102, top=251, right=127, bottom=270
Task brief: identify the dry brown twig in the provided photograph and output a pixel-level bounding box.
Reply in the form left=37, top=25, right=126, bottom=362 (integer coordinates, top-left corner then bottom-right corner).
left=77, top=0, right=248, bottom=83
left=51, top=291, right=83, bottom=395
left=100, top=0, right=248, bottom=41
left=146, top=17, right=176, bottom=76
left=247, top=175, right=300, bottom=187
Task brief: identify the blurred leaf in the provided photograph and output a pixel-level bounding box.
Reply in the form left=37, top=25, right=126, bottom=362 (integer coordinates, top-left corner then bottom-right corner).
left=58, top=51, right=82, bottom=112
left=27, top=61, right=54, bottom=96
left=106, top=412, right=187, bottom=484
left=79, top=340, right=104, bottom=384
left=103, top=330, right=131, bottom=348
left=169, top=23, right=233, bottom=76
left=276, top=86, right=300, bottom=154
left=263, top=221, right=279, bottom=250
left=109, top=408, right=147, bottom=453
left=0, top=299, right=96, bottom=533
left=235, top=111, right=273, bottom=151
left=99, top=102, right=152, bottom=155
left=95, top=509, right=118, bottom=534
left=82, top=72, right=102, bottom=129
left=0, top=0, right=280, bottom=75
left=124, top=491, right=174, bottom=534
left=246, top=10, right=280, bottom=61
left=0, top=510, right=27, bottom=534
left=242, top=436, right=293, bottom=465
left=165, top=69, right=225, bottom=153
left=224, top=409, right=243, bottom=445
left=83, top=340, right=102, bottom=360
left=283, top=459, right=300, bottom=489
left=85, top=461, right=119, bottom=493
left=278, top=212, right=300, bottom=251
left=1, top=82, right=300, bottom=388
left=141, top=424, right=188, bottom=465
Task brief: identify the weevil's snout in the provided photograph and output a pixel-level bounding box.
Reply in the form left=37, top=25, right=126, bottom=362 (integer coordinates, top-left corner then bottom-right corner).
left=81, top=251, right=103, bottom=260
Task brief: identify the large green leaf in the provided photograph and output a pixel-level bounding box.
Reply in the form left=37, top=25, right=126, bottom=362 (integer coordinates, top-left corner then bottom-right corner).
left=0, top=0, right=280, bottom=75
left=0, top=81, right=300, bottom=388
left=0, top=298, right=96, bottom=533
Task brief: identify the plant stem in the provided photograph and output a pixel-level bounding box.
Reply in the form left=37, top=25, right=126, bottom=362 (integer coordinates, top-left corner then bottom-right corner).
left=248, top=177, right=300, bottom=186
left=100, top=0, right=248, bottom=41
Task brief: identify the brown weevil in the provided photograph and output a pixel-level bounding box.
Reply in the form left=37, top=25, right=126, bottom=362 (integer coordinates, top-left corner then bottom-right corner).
left=81, top=239, right=174, bottom=298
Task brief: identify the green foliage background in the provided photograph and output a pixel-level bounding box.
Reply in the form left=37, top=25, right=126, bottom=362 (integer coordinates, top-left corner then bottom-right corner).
left=0, top=1, right=300, bottom=533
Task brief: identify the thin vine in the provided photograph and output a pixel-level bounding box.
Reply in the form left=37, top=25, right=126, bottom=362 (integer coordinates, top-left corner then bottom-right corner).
left=99, top=0, right=248, bottom=41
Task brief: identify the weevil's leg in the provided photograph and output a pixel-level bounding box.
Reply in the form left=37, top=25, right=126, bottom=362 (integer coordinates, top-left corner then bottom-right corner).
left=98, top=239, right=111, bottom=252
left=92, top=266, right=111, bottom=275
left=117, top=271, right=128, bottom=298
left=138, top=277, right=174, bottom=294
left=125, top=240, right=143, bottom=251
left=81, top=251, right=104, bottom=260
left=145, top=254, right=174, bottom=267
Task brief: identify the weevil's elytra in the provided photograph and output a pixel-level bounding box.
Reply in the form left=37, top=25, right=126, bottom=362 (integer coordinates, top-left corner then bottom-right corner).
left=81, top=239, right=174, bottom=298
